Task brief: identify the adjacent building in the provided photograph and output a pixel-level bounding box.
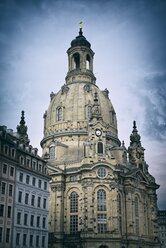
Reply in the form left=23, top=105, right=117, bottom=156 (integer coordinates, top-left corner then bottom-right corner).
left=41, top=27, right=160, bottom=248
left=0, top=111, right=50, bottom=248
left=158, top=210, right=166, bottom=248
left=0, top=127, right=16, bottom=248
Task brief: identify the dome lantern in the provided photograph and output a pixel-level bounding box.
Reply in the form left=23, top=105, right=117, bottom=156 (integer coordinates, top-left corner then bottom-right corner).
left=65, top=23, right=96, bottom=85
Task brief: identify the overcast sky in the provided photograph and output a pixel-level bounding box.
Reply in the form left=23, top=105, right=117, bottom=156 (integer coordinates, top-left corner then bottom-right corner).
left=0, top=0, right=166, bottom=209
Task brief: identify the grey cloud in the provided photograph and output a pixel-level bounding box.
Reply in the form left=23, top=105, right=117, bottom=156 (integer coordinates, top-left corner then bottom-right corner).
left=137, top=73, right=166, bottom=141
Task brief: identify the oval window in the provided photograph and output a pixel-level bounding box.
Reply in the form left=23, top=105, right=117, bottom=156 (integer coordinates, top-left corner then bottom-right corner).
left=97, top=167, right=107, bottom=178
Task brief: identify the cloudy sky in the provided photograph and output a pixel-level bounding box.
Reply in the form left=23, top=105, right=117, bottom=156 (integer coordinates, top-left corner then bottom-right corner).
left=0, top=0, right=166, bottom=209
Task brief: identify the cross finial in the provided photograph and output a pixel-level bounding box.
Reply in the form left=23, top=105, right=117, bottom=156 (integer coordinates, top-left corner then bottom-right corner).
left=79, top=20, right=83, bottom=29
left=133, top=120, right=137, bottom=129
left=79, top=20, right=83, bottom=36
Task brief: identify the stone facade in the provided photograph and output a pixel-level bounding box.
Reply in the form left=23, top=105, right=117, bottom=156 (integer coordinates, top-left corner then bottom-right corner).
left=0, top=112, right=50, bottom=248
left=41, top=27, right=160, bottom=248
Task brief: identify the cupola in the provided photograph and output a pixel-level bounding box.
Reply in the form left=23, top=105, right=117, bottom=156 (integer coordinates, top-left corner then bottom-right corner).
left=65, top=22, right=96, bottom=85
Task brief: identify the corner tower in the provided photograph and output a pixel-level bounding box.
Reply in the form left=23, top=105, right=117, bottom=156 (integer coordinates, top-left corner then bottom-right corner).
left=41, top=26, right=160, bottom=248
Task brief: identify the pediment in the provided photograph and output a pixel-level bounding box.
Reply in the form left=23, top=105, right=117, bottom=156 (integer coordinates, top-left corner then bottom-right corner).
left=47, top=164, right=64, bottom=175
left=125, top=168, right=149, bottom=184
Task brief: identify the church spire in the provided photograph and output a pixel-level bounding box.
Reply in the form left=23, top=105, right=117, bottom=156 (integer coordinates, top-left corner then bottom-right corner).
left=130, top=120, right=141, bottom=146
left=128, top=121, right=145, bottom=167
left=17, top=110, right=30, bottom=145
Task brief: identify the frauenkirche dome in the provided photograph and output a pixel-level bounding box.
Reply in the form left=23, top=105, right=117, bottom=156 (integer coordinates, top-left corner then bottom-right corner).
left=41, top=26, right=121, bottom=162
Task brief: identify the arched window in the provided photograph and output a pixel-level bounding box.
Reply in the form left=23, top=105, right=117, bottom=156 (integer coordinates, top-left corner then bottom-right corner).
left=87, top=105, right=92, bottom=120
left=56, top=107, right=62, bottom=121
left=86, top=54, right=90, bottom=69
left=135, top=196, right=139, bottom=235
left=70, top=192, right=78, bottom=213
left=98, top=142, right=103, bottom=154
left=117, top=194, right=122, bottom=233
left=97, top=189, right=107, bottom=233
left=73, top=53, right=80, bottom=69
left=70, top=192, right=79, bottom=234
left=97, top=189, right=106, bottom=211
left=49, top=146, right=55, bottom=159
left=135, top=197, right=139, bottom=217
left=117, top=194, right=122, bottom=214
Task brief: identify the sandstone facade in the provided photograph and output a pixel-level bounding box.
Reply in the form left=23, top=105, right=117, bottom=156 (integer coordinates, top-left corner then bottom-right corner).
left=41, top=27, right=160, bottom=248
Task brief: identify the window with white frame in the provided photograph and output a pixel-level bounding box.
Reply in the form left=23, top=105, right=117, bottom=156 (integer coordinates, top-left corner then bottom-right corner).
left=70, top=215, right=78, bottom=234
left=70, top=192, right=78, bottom=213
left=26, top=158, right=30, bottom=167
left=11, top=148, right=15, bottom=157
left=4, top=145, right=8, bottom=155
left=97, top=167, right=107, bottom=178
left=38, top=179, right=42, bottom=188
left=30, top=215, right=34, bottom=226
left=87, top=105, right=92, bottom=120
left=0, top=204, right=4, bottom=217
left=37, top=216, right=40, bottom=227
left=49, top=146, right=55, bottom=159
left=19, top=172, right=23, bottom=182
left=16, top=233, right=20, bottom=245
left=29, top=235, right=33, bottom=247
left=32, top=177, right=36, bottom=186
left=135, top=196, right=139, bottom=235
left=25, top=193, right=29, bottom=204
left=97, top=213, right=107, bottom=233
left=37, top=196, right=41, bottom=208
left=43, top=198, right=47, bottom=209
left=117, top=194, right=122, bottom=233
left=7, top=206, right=11, bottom=218
left=24, top=213, right=28, bottom=225
left=70, top=191, right=79, bottom=234
left=10, top=166, right=14, bottom=177
left=42, top=217, right=46, bottom=228
left=18, top=191, right=22, bottom=203
left=135, top=196, right=139, bottom=217
left=97, top=189, right=106, bottom=211
left=8, top=184, right=13, bottom=197
left=17, top=212, right=21, bottom=224
left=23, top=234, right=27, bottom=246
left=117, top=194, right=122, bottom=215
left=56, top=107, right=63, bottom=121
left=42, top=236, right=45, bottom=248
left=20, top=156, right=24, bottom=165
left=44, top=182, right=47, bottom=190
left=36, top=235, right=39, bottom=247
left=26, top=175, right=30, bottom=184
left=1, top=182, right=6, bottom=194
left=31, top=195, right=35, bottom=206
left=3, top=164, right=7, bottom=174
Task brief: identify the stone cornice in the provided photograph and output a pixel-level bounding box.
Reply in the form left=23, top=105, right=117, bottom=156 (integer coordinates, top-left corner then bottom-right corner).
left=41, top=130, right=88, bottom=146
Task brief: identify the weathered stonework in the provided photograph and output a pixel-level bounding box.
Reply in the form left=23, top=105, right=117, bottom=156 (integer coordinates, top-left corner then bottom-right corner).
left=41, top=27, right=160, bottom=248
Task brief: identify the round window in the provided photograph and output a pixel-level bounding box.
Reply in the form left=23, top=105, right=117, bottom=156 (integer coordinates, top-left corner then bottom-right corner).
left=97, top=167, right=107, bottom=178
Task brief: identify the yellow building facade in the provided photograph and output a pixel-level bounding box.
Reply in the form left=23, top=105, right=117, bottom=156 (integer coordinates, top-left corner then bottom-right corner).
left=41, top=27, right=160, bottom=248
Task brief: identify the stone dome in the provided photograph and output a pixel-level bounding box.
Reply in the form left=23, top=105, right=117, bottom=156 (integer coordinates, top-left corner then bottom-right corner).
left=41, top=28, right=121, bottom=160
left=43, top=82, right=119, bottom=145
left=71, top=29, right=91, bottom=48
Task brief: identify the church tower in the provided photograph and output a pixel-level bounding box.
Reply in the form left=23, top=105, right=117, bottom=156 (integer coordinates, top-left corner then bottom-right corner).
left=41, top=26, right=160, bottom=248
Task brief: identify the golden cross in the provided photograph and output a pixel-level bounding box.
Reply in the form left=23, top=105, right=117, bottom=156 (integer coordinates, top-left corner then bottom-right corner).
left=79, top=21, right=83, bottom=29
